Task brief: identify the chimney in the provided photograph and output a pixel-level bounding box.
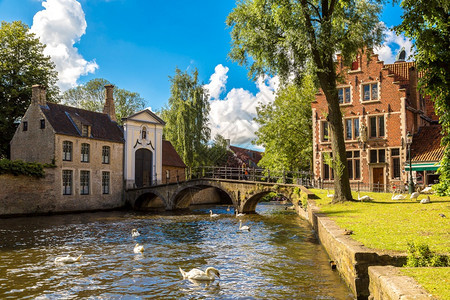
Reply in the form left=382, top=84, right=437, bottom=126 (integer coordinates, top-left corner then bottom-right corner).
left=31, top=84, right=46, bottom=106
left=226, top=139, right=231, bottom=150
left=103, top=84, right=117, bottom=122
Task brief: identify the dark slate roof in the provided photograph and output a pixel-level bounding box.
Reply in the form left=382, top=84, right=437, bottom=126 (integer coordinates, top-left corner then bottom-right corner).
left=41, top=102, right=124, bottom=143
left=411, top=125, right=445, bottom=162
left=162, top=140, right=186, bottom=168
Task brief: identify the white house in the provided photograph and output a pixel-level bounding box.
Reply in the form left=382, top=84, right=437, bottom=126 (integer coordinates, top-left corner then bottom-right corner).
left=122, top=109, right=165, bottom=189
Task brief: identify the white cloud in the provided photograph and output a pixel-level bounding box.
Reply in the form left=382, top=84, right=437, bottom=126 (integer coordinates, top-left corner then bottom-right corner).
left=208, top=65, right=279, bottom=149
left=374, top=26, right=414, bottom=63
left=31, top=0, right=98, bottom=90
left=204, top=64, right=229, bottom=100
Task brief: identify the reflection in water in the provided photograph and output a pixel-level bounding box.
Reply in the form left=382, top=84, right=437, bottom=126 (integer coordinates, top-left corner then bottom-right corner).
left=0, top=204, right=353, bottom=299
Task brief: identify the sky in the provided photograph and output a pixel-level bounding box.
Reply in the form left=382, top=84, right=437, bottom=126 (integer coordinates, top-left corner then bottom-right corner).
left=0, top=0, right=412, bottom=150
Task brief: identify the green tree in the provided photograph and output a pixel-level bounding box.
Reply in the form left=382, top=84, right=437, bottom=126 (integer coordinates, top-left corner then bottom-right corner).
left=0, top=21, right=59, bottom=158
left=161, top=68, right=210, bottom=168
left=227, top=0, right=385, bottom=202
left=395, top=0, right=450, bottom=195
left=203, top=134, right=229, bottom=166
left=62, top=78, right=145, bottom=124
left=255, top=75, right=315, bottom=172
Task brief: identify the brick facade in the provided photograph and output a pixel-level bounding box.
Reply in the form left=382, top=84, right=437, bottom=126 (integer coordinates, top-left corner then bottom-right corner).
left=312, top=52, right=439, bottom=190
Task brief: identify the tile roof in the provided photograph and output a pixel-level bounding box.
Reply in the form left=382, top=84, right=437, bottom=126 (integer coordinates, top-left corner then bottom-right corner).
left=411, top=125, right=445, bottom=162
left=40, top=102, right=124, bottom=143
left=384, top=61, right=424, bottom=88
left=229, top=145, right=263, bottom=166
left=162, top=140, right=186, bottom=168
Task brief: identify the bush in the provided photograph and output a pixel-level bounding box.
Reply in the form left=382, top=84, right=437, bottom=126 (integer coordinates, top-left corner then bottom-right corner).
left=0, top=159, right=53, bottom=178
left=405, top=242, right=450, bottom=267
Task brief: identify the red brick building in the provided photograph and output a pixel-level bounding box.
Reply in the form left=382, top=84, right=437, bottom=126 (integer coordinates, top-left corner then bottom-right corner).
left=312, top=50, right=443, bottom=190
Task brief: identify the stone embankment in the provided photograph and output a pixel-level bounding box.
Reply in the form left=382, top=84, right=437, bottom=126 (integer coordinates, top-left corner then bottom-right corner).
left=296, top=192, right=435, bottom=299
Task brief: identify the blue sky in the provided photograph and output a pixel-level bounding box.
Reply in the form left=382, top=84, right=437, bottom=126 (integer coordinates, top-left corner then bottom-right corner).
left=0, top=0, right=410, bottom=149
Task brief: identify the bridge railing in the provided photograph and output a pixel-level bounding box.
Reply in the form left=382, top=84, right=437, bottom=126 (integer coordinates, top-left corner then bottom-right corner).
left=188, top=166, right=313, bottom=186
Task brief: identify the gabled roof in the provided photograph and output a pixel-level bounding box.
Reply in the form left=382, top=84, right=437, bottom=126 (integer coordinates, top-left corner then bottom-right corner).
left=162, top=140, right=186, bottom=168
left=411, top=125, right=445, bottom=163
left=40, top=102, right=124, bottom=143
left=229, top=145, right=262, bottom=166
left=122, top=109, right=166, bottom=125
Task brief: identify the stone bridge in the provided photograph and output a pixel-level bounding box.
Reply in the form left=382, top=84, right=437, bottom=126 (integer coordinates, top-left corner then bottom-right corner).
left=125, top=178, right=313, bottom=213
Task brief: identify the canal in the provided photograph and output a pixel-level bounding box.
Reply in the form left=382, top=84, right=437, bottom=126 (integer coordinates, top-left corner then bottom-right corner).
left=0, top=203, right=353, bottom=299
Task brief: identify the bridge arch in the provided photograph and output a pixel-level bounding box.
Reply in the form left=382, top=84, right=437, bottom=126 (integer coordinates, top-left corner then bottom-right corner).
left=170, top=184, right=235, bottom=209
left=241, top=191, right=293, bottom=213
left=133, top=190, right=166, bottom=211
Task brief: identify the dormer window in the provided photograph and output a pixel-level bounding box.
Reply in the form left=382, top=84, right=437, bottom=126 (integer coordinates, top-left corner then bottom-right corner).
left=82, top=125, right=89, bottom=137
left=142, top=127, right=147, bottom=140
left=40, top=119, right=45, bottom=129
left=23, top=121, right=28, bottom=131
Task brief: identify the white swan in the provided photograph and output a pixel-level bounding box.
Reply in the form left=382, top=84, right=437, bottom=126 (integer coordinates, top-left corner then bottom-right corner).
left=179, top=267, right=220, bottom=281
left=410, top=191, right=420, bottom=201
left=357, top=192, right=373, bottom=202
left=209, top=210, right=219, bottom=217
left=131, top=228, right=140, bottom=237
left=421, top=186, right=433, bottom=194
left=327, top=190, right=334, bottom=198
left=134, top=243, right=144, bottom=253
left=235, top=210, right=245, bottom=217
left=420, top=196, right=431, bottom=204
left=239, top=220, right=250, bottom=231
left=55, top=254, right=82, bottom=264
left=392, top=191, right=406, bottom=200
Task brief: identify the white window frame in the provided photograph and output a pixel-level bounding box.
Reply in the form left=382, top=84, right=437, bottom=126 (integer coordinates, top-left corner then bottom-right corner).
left=361, top=81, right=380, bottom=102
left=368, top=115, right=385, bottom=139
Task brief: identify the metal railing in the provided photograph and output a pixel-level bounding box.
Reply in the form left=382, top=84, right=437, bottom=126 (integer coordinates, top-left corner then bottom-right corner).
left=188, top=166, right=313, bottom=186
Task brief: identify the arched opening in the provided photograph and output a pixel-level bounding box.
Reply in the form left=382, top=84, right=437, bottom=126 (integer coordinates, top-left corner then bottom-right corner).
left=134, top=192, right=165, bottom=211
left=242, top=191, right=292, bottom=213
left=173, top=186, right=233, bottom=209
left=135, top=148, right=153, bottom=187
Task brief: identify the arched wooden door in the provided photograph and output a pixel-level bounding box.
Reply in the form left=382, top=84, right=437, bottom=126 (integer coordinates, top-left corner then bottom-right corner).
left=135, top=148, right=153, bottom=187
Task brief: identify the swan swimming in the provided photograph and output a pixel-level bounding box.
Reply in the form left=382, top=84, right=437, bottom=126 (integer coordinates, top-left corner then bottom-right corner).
left=134, top=243, right=144, bottom=253
left=239, top=220, right=250, bottom=231
left=131, top=229, right=140, bottom=237
left=179, top=267, right=220, bottom=281
left=235, top=210, right=245, bottom=217
left=209, top=210, right=219, bottom=217
left=54, top=254, right=82, bottom=264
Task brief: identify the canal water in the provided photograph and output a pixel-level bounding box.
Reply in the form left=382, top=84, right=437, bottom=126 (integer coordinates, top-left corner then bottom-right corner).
left=0, top=203, right=353, bottom=299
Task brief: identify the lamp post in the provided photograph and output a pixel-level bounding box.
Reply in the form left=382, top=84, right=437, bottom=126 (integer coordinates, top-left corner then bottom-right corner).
left=406, top=132, right=414, bottom=193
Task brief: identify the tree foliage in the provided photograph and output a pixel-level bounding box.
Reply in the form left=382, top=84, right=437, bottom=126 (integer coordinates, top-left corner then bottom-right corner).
left=227, top=0, right=385, bottom=201
left=254, top=75, right=315, bottom=172
left=395, top=0, right=450, bottom=195
left=61, top=78, right=145, bottom=124
left=0, top=21, right=59, bottom=158
left=160, top=68, right=211, bottom=168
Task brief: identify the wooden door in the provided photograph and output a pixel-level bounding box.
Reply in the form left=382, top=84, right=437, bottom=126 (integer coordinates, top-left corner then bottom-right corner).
left=135, top=148, right=153, bottom=187
left=372, top=167, right=384, bottom=191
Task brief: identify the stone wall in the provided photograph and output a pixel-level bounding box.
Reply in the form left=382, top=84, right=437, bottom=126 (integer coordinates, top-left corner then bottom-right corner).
left=297, top=201, right=406, bottom=299
left=0, top=168, right=124, bottom=217
left=162, top=166, right=186, bottom=184
left=368, top=266, right=435, bottom=300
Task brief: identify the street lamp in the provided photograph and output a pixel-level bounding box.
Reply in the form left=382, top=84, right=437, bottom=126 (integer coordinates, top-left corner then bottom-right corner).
left=406, top=131, right=414, bottom=193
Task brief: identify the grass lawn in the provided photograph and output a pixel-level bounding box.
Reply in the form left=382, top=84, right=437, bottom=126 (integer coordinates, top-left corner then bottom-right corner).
left=400, top=268, right=450, bottom=300
left=309, top=189, right=450, bottom=253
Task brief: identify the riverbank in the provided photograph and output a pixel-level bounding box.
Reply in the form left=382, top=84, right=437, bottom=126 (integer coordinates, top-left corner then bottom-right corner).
left=297, top=189, right=449, bottom=299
